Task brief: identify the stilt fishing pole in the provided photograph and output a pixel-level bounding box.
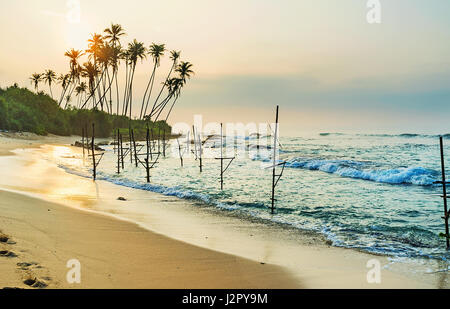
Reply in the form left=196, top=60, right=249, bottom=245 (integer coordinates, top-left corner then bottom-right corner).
left=135, top=126, right=161, bottom=183
left=117, top=129, right=121, bottom=174
left=268, top=106, right=286, bottom=214
left=193, top=126, right=203, bottom=172
left=128, top=126, right=133, bottom=164
left=177, top=138, right=184, bottom=167
left=434, top=136, right=449, bottom=249
left=120, top=133, right=125, bottom=169
left=215, top=123, right=235, bottom=190
left=81, top=127, right=85, bottom=159
left=88, top=123, right=104, bottom=181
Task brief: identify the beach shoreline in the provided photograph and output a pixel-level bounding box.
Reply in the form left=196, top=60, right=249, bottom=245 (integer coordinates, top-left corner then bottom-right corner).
left=0, top=133, right=447, bottom=289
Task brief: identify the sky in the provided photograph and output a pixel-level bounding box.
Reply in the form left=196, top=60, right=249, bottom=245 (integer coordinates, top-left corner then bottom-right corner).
left=0, top=0, right=449, bottom=135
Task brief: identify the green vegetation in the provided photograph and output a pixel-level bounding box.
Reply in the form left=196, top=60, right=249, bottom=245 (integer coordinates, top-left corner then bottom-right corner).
left=0, top=85, right=171, bottom=138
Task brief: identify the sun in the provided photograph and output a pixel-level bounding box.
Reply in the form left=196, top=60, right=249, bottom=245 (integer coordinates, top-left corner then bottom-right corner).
left=65, top=21, right=93, bottom=51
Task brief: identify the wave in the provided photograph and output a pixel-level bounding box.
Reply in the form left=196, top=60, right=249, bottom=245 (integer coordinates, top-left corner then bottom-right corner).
left=357, top=133, right=450, bottom=139
left=284, top=158, right=438, bottom=186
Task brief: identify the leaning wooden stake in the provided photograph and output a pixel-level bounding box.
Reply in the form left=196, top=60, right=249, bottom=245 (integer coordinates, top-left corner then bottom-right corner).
left=120, top=133, right=125, bottom=169
left=117, top=129, right=121, bottom=174
left=438, top=136, right=449, bottom=249
left=192, top=126, right=203, bottom=172
left=91, top=124, right=96, bottom=180
left=177, top=138, right=184, bottom=167
left=132, top=129, right=138, bottom=167
left=270, top=106, right=286, bottom=214
left=162, top=129, right=166, bottom=157
left=82, top=127, right=85, bottom=158
left=215, top=123, right=235, bottom=190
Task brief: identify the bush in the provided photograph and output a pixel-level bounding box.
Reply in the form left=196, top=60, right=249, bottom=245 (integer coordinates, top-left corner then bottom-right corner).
left=0, top=86, right=171, bottom=138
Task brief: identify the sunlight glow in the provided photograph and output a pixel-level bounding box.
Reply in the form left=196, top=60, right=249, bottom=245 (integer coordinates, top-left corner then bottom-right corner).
left=65, top=21, right=93, bottom=50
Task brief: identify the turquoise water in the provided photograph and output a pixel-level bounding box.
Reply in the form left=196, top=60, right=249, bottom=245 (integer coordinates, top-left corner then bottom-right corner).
left=56, top=132, right=450, bottom=260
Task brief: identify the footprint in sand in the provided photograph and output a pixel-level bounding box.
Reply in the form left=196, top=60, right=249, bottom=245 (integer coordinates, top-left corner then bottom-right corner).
left=0, top=250, right=18, bottom=258
left=0, top=233, right=9, bottom=243
left=23, top=277, right=47, bottom=289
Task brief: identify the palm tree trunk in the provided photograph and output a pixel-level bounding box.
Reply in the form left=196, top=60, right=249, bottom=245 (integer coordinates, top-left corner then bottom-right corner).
left=115, top=69, right=120, bottom=115
left=140, top=64, right=156, bottom=119
left=164, top=96, right=179, bottom=122
left=148, top=61, right=175, bottom=118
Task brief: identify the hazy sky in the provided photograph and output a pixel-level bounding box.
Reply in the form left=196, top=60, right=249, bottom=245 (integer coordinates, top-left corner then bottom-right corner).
left=0, top=0, right=449, bottom=134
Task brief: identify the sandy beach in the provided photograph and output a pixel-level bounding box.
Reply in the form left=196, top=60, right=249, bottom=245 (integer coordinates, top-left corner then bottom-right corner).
left=0, top=133, right=447, bottom=289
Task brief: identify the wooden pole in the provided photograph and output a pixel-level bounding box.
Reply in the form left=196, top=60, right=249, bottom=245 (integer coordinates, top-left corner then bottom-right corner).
left=440, top=136, right=449, bottom=249
left=198, top=132, right=203, bottom=173
left=163, top=129, right=166, bottom=157
left=132, top=129, right=138, bottom=167
left=129, top=126, right=133, bottom=163
left=91, top=123, right=96, bottom=181
left=145, top=158, right=150, bottom=183
left=117, top=129, right=120, bottom=174
left=120, top=133, right=124, bottom=169
left=82, top=127, right=85, bottom=158
left=113, top=128, right=117, bottom=154
left=271, top=106, right=279, bottom=214
left=177, top=138, right=183, bottom=167
left=85, top=123, right=90, bottom=156
left=220, top=123, right=224, bottom=190
left=158, top=130, right=161, bottom=154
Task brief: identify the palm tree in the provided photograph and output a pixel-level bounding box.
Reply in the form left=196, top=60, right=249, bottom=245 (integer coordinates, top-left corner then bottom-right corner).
left=176, top=61, right=194, bottom=85
left=30, top=73, right=42, bottom=93
left=57, top=73, right=71, bottom=105
left=86, top=33, right=105, bottom=110
left=65, top=95, right=72, bottom=108
left=151, top=62, right=194, bottom=122
left=64, top=49, right=84, bottom=73
left=43, top=69, right=57, bottom=99
left=104, top=23, right=126, bottom=47
left=123, top=39, right=146, bottom=118
left=153, top=77, right=183, bottom=121
left=75, top=82, right=87, bottom=108
left=140, top=43, right=165, bottom=119
left=80, top=62, right=100, bottom=109
left=86, top=33, right=104, bottom=62
left=147, top=50, right=180, bottom=119
left=63, top=49, right=84, bottom=106
left=104, top=24, right=126, bottom=115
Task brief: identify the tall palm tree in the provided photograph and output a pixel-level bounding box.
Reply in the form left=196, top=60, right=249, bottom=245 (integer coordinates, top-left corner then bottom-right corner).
left=43, top=69, right=57, bottom=99
left=86, top=33, right=104, bottom=63
left=57, top=73, right=71, bottom=105
left=30, top=73, right=42, bottom=93
left=176, top=61, right=194, bottom=85
left=104, top=23, right=126, bottom=47
left=63, top=49, right=84, bottom=106
left=64, top=49, right=84, bottom=73
left=140, top=43, right=165, bottom=119
left=80, top=61, right=100, bottom=109
left=147, top=50, right=180, bottom=119
left=123, top=39, right=146, bottom=118
left=75, top=82, right=87, bottom=108
left=104, top=24, right=126, bottom=115
left=86, top=33, right=105, bottom=109
left=152, top=62, right=194, bottom=121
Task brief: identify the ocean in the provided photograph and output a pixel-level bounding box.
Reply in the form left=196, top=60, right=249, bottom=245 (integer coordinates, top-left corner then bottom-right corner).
left=52, top=132, right=450, bottom=261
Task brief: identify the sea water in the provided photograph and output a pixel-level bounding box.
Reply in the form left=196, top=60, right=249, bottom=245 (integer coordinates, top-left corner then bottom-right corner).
left=52, top=132, right=450, bottom=261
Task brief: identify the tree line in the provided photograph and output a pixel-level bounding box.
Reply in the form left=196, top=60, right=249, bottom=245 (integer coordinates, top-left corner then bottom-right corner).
left=29, top=23, right=194, bottom=123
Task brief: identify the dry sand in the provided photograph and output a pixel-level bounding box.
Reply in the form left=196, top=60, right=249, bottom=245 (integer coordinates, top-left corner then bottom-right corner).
left=0, top=133, right=447, bottom=289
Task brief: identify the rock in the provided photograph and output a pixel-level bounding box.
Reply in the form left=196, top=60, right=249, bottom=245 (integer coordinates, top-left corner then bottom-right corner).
left=117, top=197, right=127, bottom=201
